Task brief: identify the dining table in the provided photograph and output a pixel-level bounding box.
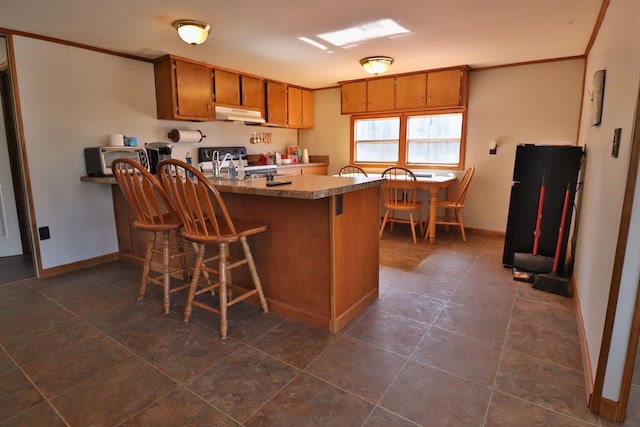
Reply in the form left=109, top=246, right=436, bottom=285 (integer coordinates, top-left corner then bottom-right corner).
left=414, top=175, right=457, bottom=243
left=365, top=172, right=457, bottom=243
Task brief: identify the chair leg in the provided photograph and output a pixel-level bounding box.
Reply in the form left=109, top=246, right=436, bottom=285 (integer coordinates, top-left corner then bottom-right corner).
left=218, top=243, right=229, bottom=339
left=176, top=232, right=190, bottom=282
left=408, top=212, right=418, bottom=244
left=457, top=209, right=467, bottom=242
left=240, top=236, right=269, bottom=313
left=379, top=210, right=390, bottom=239
left=138, top=232, right=156, bottom=301
left=161, top=230, right=171, bottom=314
left=417, top=208, right=425, bottom=235
left=184, top=243, right=206, bottom=323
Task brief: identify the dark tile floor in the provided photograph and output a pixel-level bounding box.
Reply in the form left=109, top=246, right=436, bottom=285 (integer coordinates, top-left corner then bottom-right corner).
left=0, top=228, right=613, bottom=426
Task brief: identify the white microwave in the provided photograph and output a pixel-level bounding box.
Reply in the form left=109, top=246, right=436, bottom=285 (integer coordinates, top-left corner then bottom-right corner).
left=84, top=146, right=149, bottom=176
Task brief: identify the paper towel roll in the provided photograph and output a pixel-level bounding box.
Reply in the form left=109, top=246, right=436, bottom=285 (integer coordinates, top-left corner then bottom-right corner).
left=108, top=133, right=125, bottom=147
left=167, top=129, right=206, bottom=143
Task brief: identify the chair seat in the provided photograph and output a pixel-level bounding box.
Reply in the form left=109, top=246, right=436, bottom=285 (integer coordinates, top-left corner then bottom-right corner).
left=180, top=218, right=268, bottom=244
left=133, top=212, right=183, bottom=232
left=384, top=201, right=422, bottom=211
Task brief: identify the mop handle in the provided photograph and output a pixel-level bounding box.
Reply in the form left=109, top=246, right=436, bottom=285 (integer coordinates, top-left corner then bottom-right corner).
left=533, top=171, right=546, bottom=255
left=552, top=184, right=571, bottom=272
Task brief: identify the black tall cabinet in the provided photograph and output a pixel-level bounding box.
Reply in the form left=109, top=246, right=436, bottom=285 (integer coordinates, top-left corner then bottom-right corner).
left=502, top=144, right=583, bottom=275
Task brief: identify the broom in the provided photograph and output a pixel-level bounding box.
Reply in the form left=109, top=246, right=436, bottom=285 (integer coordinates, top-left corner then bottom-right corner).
left=513, top=171, right=554, bottom=273
left=533, top=183, right=572, bottom=297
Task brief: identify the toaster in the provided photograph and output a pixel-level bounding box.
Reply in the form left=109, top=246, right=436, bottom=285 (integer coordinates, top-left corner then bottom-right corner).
left=84, top=146, right=149, bottom=176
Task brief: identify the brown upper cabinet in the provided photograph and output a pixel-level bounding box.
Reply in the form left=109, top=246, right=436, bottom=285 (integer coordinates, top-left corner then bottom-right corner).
left=266, top=81, right=287, bottom=126
left=154, top=55, right=213, bottom=121
left=395, top=73, right=427, bottom=109
left=154, top=54, right=314, bottom=127
left=340, top=77, right=395, bottom=114
left=213, top=69, right=240, bottom=106
left=241, top=75, right=265, bottom=111
left=340, top=66, right=468, bottom=114
left=426, top=69, right=465, bottom=107
left=341, top=81, right=367, bottom=113
left=287, top=86, right=314, bottom=129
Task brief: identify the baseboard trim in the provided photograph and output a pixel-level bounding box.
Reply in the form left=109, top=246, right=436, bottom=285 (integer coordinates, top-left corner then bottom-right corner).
left=573, top=275, right=594, bottom=404
left=39, top=252, right=119, bottom=278
left=599, top=397, right=619, bottom=421
left=466, top=227, right=506, bottom=237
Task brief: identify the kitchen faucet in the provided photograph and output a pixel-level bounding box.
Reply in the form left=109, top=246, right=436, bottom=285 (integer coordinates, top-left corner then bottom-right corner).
left=212, top=151, right=231, bottom=178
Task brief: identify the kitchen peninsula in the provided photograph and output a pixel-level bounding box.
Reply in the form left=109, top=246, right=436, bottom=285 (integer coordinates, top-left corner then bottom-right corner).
left=82, top=173, right=385, bottom=332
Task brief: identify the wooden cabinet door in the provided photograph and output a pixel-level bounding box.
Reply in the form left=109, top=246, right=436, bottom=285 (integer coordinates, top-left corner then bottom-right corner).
left=301, top=88, right=314, bottom=128
left=367, top=77, right=395, bottom=111
left=301, top=165, right=327, bottom=175
left=287, top=86, right=302, bottom=128
left=266, top=81, right=286, bottom=126
left=396, top=73, right=426, bottom=109
left=241, top=75, right=265, bottom=112
left=427, top=69, right=462, bottom=107
left=341, top=81, right=367, bottom=114
left=214, top=69, right=240, bottom=106
left=174, top=61, right=213, bottom=119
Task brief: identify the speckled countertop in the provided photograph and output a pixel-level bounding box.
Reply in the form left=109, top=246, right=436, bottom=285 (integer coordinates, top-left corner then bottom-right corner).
left=81, top=174, right=384, bottom=200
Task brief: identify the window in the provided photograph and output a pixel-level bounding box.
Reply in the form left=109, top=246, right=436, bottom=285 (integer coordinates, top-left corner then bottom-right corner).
left=352, top=111, right=465, bottom=169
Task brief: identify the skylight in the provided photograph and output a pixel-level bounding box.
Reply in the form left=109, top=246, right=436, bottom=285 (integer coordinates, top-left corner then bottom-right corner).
left=317, top=19, right=409, bottom=47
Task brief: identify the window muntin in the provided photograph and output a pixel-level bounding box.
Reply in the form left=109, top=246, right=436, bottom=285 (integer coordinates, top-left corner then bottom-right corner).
left=352, top=111, right=465, bottom=169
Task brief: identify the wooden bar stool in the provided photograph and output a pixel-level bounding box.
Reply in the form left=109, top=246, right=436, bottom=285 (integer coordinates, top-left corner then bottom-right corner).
left=111, top=158, right=193, bottom=314
left=156, top=159, right=269, bottom=339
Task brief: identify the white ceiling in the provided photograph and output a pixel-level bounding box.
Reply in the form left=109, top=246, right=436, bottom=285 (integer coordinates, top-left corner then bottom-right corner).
left=0, top=0, right=603, bottom=89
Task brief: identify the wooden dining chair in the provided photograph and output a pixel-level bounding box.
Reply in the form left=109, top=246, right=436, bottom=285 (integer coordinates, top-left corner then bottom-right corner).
left=156, top=158, right=269, bottom=339
left=338, top=165, right=368, bottom=177
left=425, top=166, right=475, bottom=242
left=379, top=166, right=424, bottom=244
left=111, top=158, right=192, bottom=314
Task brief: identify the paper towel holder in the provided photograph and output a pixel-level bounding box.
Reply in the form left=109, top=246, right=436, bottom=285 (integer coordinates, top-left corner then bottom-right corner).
left=168, top=129, right=206, bottom=143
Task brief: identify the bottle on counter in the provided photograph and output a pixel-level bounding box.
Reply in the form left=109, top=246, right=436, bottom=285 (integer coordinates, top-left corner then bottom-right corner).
left=275, top=152, right=282, bottom=166
left=185, top=151, right=193, bottom=178
left=237, top=157, right=245, bottom=179
left=228, top=159, right=237, bottom=179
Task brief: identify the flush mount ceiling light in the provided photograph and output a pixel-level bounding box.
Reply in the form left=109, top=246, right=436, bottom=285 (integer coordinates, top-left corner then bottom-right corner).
left=360, top=56, right=394, bottom=75
left=174, top=20, right=211, bottom=45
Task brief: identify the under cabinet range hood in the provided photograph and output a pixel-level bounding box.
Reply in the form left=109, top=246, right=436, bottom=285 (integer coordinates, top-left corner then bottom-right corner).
left=214, top=106, right=265, bottom=124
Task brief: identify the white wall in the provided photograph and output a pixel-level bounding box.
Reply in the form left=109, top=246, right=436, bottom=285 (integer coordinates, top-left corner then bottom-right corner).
left=300, top=60, right=584, bottom=233
left=11, top=36, right=297, bottom=271
left=574, top=0, right=640, bottom=401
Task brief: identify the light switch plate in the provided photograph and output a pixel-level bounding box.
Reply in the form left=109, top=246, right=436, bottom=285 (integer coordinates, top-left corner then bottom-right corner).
left=612, top=128, right=621, bottom=158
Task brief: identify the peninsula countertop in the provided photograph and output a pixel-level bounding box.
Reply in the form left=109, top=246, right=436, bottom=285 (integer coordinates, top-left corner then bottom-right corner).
left=82, top=174, right=385, bottom=200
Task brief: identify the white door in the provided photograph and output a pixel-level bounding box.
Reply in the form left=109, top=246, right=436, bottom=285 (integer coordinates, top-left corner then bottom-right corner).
left=0, top=100, right=23, bottom=257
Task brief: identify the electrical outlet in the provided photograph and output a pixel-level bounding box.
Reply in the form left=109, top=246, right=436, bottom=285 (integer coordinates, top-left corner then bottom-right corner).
left=38, top=226, right=50, bottom=240
left=612, top=128, right=622, bottom=158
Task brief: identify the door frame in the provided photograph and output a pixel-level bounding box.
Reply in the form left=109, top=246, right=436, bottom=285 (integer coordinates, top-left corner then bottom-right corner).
left=590, top=82, right=640, bottom=421
left=1, top=34, right=40, bottom=276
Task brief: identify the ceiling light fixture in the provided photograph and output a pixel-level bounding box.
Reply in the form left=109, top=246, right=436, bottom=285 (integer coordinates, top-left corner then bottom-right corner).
left=174, top=20, right=211, bottom=45
left=360, top=56, right=394, bottom=75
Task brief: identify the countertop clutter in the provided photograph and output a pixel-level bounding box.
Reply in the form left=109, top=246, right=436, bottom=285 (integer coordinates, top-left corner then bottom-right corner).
left=82, top=170, right=382, bottom=200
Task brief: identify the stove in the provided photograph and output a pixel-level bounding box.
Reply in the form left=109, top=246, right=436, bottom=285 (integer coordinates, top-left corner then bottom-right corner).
left=197, top=146, right=277, bottom=179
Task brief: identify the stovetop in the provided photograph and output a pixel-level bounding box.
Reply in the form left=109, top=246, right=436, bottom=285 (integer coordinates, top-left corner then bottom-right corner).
left=197, top=146, right=247, bottom=163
